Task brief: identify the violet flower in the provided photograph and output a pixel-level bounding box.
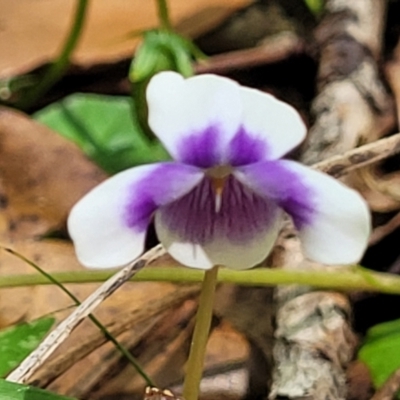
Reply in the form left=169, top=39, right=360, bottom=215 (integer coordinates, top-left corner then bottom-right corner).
left=68, top=72, right=370, bottom=270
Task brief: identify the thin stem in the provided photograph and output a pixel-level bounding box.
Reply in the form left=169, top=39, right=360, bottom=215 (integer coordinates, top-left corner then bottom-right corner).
left=4, top=248, right=155, bottom=387
left=18, top=0, right=89, bottom=109
left=182, top=266, right=219, bottom=400
left=3, top=265, right=400, bottom=294
left=156, top=0, right=172, bottom=30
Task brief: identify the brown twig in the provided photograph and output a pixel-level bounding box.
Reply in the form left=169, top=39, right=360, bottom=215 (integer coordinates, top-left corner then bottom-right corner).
left=194, top=32, right=304, bottom=75
left=313, top=133, right=400, bottom=177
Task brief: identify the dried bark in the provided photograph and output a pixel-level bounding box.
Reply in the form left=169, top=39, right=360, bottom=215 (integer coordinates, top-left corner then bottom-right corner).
left=357, top=34, right=400, bottom=213
left=302, top=1, right=393, bottom=165
left=270, top=1, right=394, bottom=400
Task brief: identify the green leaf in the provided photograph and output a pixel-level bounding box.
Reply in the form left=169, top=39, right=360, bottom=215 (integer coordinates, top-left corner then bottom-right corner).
left=33, top=93, right=170, bottom=174
left=303, top=0, right=323, bottom=15
left=364, top=318, right=400, bottom=344
left=0, top=317, right=55, bottom=377
left=0, top=379, right=77, bottom=399
left=358, top=318, right=400, bottom=389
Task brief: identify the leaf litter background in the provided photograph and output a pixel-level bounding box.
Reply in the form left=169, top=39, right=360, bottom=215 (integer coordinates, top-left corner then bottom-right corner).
left=1, top=1, right=400, bottom=399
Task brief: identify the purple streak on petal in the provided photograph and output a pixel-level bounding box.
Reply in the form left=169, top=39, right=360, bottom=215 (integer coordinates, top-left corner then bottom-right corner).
left=236, top=161, right=315, bottom=229
left=228, top=125, right=268, bottom=166
left=158, top=175, right=278, bottom=245
left=178, top=125, right=221, bottom=168
left=124, top=163, right=202, bottom=232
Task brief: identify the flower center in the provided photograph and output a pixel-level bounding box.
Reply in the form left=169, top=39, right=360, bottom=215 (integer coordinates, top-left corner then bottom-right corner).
left=206, top=165, right=233, bottom=179
left=205, top=165, right=233, bottom=213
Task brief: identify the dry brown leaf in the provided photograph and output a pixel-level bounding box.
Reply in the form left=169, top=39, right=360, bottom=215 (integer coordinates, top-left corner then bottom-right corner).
left=46, top=293, right=196, bottom=398
left=0, top=107, right=107, bottom=237
left=0, top=239, right=182, bottom=326
left=205, top=320, right=248, bottom=370
left=0, top=0, right=253, bottom=78
left=0, top=239, right=88, bottom=327
left=90, top=317, right=248, bottom=399
left=89, top=301, right=196, bottom=399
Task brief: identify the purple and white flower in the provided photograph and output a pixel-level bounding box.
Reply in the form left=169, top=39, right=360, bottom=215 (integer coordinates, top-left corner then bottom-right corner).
left=68, top=72, right=371, bottom=270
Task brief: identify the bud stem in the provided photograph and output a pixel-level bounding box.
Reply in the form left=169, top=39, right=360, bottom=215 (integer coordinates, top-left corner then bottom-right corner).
left=156, top=0, right=172, bottom=31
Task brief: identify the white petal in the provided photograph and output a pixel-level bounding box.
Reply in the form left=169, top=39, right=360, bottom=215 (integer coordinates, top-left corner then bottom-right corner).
left=154, top=176, right=284, bottom=270
left=147, top=71, right=243, bottom=167
left=238, top=87, right=307, bottom=160
left=292, top=165, right=371, bottom=264
left=155, top=221, right=283, bottom=270
left=236, top=160, right=371, bottom=264
left=68, top=163, right=203, bottom=268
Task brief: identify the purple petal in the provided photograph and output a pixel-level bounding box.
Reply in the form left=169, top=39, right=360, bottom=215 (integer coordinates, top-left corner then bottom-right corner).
left=228, top=125, right=269, bottom=166
left=235, top=161, right=315, bottom=229
left=158, top=176, right=274, bottom=243
left=68, top=162, right=203, bottom=269
left=125, top=162, right=204, bottom=231
left=155, top=175, right=283, bottom=269
left=235, top=160, right=371, bottom=264
left=178, top=124, right=269, bottom=169
left=177, top=125, right=222, bottom=168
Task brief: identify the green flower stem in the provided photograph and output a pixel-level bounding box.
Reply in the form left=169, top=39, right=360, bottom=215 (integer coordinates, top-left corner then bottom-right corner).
left=18, top=0, right=89, bottom=109
left=182, top=266, right=219, bottom=400
left=3, top=248, right=155, bottom=387
left=156, top=0, right=172, bottom=31
left=2, top=265, right=400, bottom=294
